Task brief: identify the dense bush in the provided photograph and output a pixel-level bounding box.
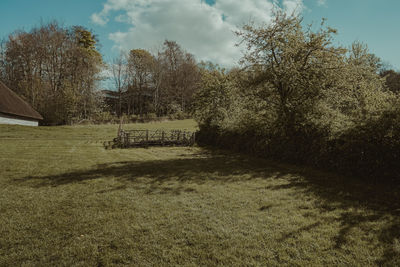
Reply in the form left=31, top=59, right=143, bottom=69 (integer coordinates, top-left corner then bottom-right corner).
left=325, top=108, right=400, bottom=180
left=194, top=13, right=400, bottom=182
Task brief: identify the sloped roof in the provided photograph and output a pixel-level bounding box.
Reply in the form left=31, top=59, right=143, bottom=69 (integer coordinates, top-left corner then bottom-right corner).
left=0, top=81, right=43, bottom=120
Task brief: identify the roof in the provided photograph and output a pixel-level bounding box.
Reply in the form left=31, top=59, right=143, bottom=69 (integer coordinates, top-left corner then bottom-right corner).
left=0, top=81, right=43, bottom=120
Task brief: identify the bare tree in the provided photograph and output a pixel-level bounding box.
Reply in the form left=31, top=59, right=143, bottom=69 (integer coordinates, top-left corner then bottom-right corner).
left=110, top=52, right=128, bottom=117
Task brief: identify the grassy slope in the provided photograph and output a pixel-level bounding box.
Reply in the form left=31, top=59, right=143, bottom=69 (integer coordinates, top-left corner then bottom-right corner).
left=0, top=119, right=399, bottom=266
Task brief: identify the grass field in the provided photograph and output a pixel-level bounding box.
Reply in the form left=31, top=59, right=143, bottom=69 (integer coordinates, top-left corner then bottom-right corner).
left=0, top=119, right=399, bottom=266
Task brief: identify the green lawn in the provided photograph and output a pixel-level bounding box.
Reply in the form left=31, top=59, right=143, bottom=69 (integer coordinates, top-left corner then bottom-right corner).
left=0, top=119, right=399, bottom=266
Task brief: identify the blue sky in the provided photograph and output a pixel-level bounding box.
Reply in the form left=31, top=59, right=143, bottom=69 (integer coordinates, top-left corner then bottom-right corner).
left=1, top=0, right=399, bottom=70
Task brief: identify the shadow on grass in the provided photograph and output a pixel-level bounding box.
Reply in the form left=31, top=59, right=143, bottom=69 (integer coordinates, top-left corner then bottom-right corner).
left=15, top=148, right=400, bottom=265
left=264, top=164, right=400, bottom=265
left=16, top=150, right=281, bottom=189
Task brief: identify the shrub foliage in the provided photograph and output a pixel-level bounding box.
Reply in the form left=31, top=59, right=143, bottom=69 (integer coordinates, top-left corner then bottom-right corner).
left=194, top=13, right=399, bottom=181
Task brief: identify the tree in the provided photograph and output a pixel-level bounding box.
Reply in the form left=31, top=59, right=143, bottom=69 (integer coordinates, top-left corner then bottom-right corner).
left=0, top=39, right=7, bottom=84
left=233, top=13, right=393, bottom=139
left=179, top=52, right=201, bottom=113
left=339, top=42, right=393, bottom=122
left=194, top=64, right=231, bottom=128
left=71, top=26, right=104, bottom=120
left=381, top=70, right=400, bottom=94
left=102, top=40, right=199, bottom=118
left=127, top=49, right=155, bottom=115
left=110, top=52, right=129, bottom=117
left=159, top=40, right=200, bottom=115
left=236, top=13, right=347, bottom=134
left=1, top=21, right=103, bottom=124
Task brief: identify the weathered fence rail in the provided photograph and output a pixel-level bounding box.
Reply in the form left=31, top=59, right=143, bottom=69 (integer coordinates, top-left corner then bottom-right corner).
left=105, top=129, right=196, bottom=149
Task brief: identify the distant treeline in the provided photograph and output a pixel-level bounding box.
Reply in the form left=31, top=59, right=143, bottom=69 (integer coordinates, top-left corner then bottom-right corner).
left=0, top=22, right=201, bottom=125
left=104, top=40, right=201, bottom=120
left=0, top=22, right=103, bottom=125
left=193, top=13, right=400, bottom=181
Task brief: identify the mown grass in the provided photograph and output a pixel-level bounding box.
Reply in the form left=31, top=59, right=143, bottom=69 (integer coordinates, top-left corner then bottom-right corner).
left=0, top=119, right=399, bottom=266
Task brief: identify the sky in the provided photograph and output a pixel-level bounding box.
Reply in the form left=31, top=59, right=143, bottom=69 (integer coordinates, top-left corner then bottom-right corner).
left=1, top=0, right=399, bottom=70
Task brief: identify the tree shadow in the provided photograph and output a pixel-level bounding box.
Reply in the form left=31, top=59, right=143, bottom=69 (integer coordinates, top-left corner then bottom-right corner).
left=14, top=148, right=400, bottom=264
left=333, top=212, right=383, bottom=249
left=262, top=164, right=400, bottom=265
left=15, top=150, right=283, bottom=193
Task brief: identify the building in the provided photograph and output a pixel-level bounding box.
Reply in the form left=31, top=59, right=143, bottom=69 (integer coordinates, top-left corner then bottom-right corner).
left=0, top=81, right=43, bottom=126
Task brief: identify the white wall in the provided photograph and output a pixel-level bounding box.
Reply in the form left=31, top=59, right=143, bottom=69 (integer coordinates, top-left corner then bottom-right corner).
left=0, top=113, right=39, bottom=126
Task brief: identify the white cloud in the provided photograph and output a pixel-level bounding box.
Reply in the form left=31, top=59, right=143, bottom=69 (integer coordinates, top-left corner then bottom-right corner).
left=91, top=13, right=108, bottom=25
left=92, top=0, right=305, bottom=66
left=317, top=0, right=327, bottom=6
left=283, top=0, right=304, bottom=16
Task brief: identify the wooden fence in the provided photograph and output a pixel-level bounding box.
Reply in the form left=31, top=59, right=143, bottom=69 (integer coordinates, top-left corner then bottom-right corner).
left=105, top=129, right=196, bottom=149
